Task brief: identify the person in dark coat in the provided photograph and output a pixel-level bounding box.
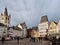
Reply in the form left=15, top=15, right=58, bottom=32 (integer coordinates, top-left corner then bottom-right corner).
left=17, top=36, right=20, bottom=44
left=52, top=36, right=56, bottom=45
left=1, top=36, right=5, bottom=44
left=58, top=37, right=60, bottom=42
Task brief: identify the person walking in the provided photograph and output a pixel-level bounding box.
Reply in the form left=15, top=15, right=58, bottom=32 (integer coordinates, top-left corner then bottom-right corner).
left=1, top=36, right=5, bottom=44
left=17, top=36, right=20, bottom=44
left=52, top=36, right=56, bottom=45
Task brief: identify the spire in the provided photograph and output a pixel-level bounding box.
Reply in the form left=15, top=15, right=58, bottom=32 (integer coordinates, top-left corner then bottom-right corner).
left=4, top=7, right=8, bottom=15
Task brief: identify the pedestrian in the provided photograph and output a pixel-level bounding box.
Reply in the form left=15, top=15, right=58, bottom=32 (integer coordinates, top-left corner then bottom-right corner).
left=39, top=37, right=42, bottom=42
left=39, top=37, right=40, bottom=41
left=10, top=36, right=13, bottom=40
left=30, top=37, right=33, bottom=41
left=30, top=37, right=34, bottom=42
left=58, top=37, right=60, bottom=42
left=1, top=36, right=5, bottom=44
left=32, top=37, right=35, bottom=42
left=17, top=36, right=20, bottom=44
left=14, top=36, right=17, bottom=40
left=52, top=36, right=56, bottom=45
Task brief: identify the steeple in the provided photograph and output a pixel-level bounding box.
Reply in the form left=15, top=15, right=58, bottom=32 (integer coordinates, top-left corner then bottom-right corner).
left=4, top=7, right=8, bottom=15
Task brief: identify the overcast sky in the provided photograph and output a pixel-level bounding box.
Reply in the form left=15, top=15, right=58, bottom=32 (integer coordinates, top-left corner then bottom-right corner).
left=0, top=0, right=60, bottom=28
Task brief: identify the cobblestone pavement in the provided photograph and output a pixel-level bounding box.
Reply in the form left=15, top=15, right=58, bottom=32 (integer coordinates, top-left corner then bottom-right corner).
left=0, top=38, right=50, bottom=45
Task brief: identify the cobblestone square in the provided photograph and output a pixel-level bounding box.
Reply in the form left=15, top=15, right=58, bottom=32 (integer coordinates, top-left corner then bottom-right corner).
left=0, top=38, right=50, bottom=45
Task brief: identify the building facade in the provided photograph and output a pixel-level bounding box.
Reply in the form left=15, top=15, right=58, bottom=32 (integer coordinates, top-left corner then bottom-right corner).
left=8, top=27, right=13, bottom=36
left=57, top=20, right=60, bottom=33
left=17, top=22, right=27, bottom=37
left=48, top=21, right=57, bottom=37
left=0, top=7, right=11, bottom=27
left=0, top=23, right=7, bottom=37
left=12, top=30, right=24, bottom=38
left=38, top=15, right=48, bottom=37
left=38, top=22, right=48, bottom=37
left=30, top=28, right=40, bottom=38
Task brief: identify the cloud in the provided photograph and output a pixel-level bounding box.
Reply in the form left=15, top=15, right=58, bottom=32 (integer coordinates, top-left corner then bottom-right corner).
left=0, top=0, right=60, bottom=27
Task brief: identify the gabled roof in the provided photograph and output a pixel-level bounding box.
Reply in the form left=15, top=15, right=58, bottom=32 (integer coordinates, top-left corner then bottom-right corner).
left=57, top=20, right=60, bottom=25
left=20, top=22, right=26, bottom=26
left=49, top=21, right=57, bottom=27
left=7, top=27, right=13, bottom=30
left=18, top=22, right=27, bottom=29
left=54, top=21, right=57, bottom=24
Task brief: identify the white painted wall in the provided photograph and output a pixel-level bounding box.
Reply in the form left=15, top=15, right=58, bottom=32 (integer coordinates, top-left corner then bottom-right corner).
left=12, top=30, right=24, bottom=38
left=0, top=26, right=4, bottom=37
left=18, top=24, right=27, bottom=37
left=38, top=22, right=48, bottom=37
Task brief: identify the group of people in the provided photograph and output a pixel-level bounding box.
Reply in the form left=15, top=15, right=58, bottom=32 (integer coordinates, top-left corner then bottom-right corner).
left=1, top=36, right=20, bottom=44
left=30, top=37, right=43, bottom=42
left=52, top=36, right=56, bottom=45
left=49, top=36, right=60, bottom=45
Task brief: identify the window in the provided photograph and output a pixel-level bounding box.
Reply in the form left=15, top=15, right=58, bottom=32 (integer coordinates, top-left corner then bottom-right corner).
left=2, top=17, right=4, bottom=20
left=8, top=18, right=9, bottom=20
left=59, top=30, right=60, bottom=32
left=40, top=32, right=43, bottom=33
left=6, top=17, right=7, bottom=20
left=50, top=27, right=52, bottom=29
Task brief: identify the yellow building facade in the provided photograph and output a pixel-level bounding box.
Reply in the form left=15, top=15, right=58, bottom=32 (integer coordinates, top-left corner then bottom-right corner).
left=31, top=30, right=40, bottom=37
left=48, top=21, right=57, bottom=35
left=57, top=20, right=60, bottom=33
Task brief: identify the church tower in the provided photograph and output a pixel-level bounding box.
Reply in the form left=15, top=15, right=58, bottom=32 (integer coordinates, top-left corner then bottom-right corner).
left=1, top=7, right=11, bottom=27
